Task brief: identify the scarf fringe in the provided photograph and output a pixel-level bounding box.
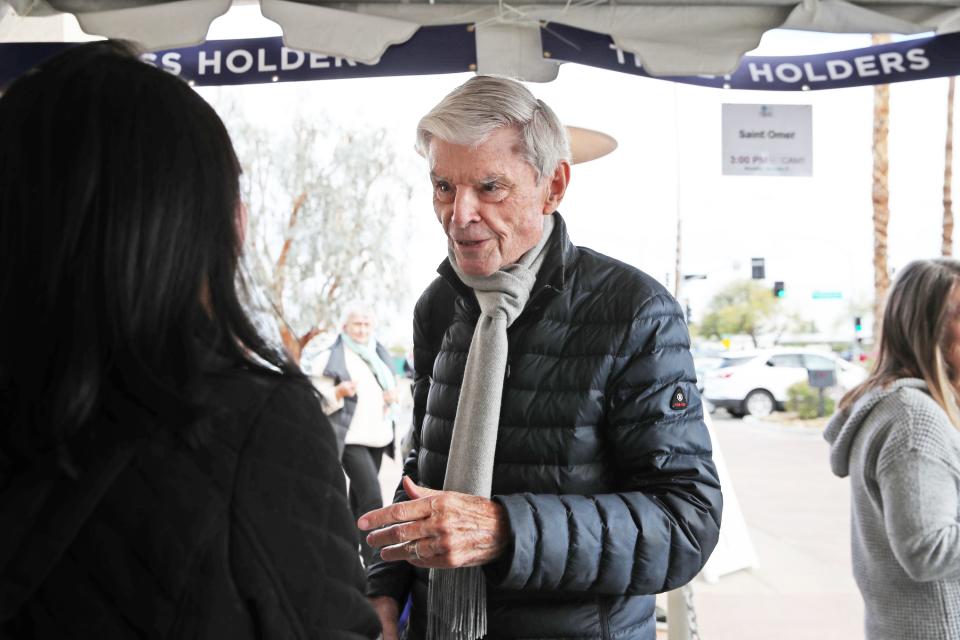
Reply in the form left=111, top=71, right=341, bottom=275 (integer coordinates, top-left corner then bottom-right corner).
left=428, top=215, right=554, bottom=640
left=426, top=567, right=487, bottom=640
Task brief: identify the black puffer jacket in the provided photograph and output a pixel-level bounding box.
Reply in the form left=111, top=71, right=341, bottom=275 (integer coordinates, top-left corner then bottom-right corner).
left=367, top=214, right=722, bottom=640
left=1, top=361, right=380, bottom=639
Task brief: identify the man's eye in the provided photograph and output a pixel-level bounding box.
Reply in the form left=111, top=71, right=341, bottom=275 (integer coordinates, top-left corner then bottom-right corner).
left=479, top=183, right=508, bottom=202
left=433, top=182, right=455, bottom=202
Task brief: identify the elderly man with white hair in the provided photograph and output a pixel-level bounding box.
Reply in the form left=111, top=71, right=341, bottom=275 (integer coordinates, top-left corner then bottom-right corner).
left=359, top=76, right=722, bottom=640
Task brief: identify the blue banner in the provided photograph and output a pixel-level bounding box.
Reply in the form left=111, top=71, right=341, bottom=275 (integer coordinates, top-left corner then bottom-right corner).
left=0, top=24, right=476, bottom=88
left=2, top=24, right=959, bottom=91
left=540, top=24, right=960, bottom=91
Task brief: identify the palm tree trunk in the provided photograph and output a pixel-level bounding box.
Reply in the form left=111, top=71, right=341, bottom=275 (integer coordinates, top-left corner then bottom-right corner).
left=944, top=76, right=955, bottom=257
left=872, top=33, right=892, bottom=334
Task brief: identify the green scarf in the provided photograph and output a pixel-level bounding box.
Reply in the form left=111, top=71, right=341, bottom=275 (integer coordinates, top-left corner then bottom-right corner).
left=342, top=334, right=396, bottom=391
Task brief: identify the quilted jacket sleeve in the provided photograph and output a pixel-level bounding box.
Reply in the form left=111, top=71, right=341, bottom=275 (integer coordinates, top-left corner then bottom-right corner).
left=486, top=293, right=722, bottom=595
left=230, top=378, right=381, bottom=639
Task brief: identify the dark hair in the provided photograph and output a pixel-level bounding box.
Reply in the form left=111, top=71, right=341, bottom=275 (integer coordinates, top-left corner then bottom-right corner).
left=0, top=41, right=300, bottom=457
left=841, top=258, right=960, bottom=429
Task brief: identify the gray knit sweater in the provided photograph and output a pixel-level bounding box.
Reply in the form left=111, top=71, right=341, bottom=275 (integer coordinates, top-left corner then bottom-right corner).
left=824, top=378, right=960, bottom=640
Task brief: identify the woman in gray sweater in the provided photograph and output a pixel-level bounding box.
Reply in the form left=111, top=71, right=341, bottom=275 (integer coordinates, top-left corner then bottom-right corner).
left=825, top=258, right=960, bottom=640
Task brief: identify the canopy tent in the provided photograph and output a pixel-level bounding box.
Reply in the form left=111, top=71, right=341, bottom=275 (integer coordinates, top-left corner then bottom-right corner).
left=6, top=26, right=960, bottom=91
left=4, top=0, right=960, bottom=81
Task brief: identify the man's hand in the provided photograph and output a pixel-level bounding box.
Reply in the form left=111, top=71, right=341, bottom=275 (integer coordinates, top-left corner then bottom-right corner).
left=358, top=476, right=509, bottom=569
left=369, top=596, right=400, bottom=640
left=334, top=380, right=357, bottom=400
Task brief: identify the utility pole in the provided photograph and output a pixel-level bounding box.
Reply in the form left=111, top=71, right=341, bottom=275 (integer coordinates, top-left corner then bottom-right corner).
left=674, top=217, right=682, bottom=299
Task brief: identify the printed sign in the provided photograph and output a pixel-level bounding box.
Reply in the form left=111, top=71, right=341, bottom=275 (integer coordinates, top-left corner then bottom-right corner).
left=0, top=25, right=476, bottom=88
left=6, top=23, right=960, bottom=92
left=811, top=291, right=843, bottom=300
left=722, top=104, right=812, bottom=177
left=540, top=24, right=960, bottom=92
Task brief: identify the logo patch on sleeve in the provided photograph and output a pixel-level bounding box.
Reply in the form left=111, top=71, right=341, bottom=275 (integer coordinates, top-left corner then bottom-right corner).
left=670, top=387, right=688, bottom=410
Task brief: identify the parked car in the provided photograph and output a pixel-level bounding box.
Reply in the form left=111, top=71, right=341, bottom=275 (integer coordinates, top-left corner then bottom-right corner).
left=692, top=347, right=726, bottom=392
left=694, top=355, right=724, bottom=392
left=702, top=348, right=868, bottom=417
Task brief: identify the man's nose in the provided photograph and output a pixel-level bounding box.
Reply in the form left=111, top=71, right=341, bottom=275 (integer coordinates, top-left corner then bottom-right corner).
left=450, top=188, right=480, bottom=227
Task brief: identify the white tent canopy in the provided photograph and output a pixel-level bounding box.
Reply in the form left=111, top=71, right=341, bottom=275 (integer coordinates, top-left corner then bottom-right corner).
left=5, top=0, right=960, bottom=80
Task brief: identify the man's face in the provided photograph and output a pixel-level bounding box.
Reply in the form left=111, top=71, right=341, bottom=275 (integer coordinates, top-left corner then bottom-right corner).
left=429, top=127, right=568, bottom=277
left=344, top=313, right=373, bottom=344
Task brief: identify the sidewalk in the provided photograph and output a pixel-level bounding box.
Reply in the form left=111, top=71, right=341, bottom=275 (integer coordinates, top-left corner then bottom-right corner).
left=377, top=412, right=865, bottom=639
left=693, top=415, right=863, bottom=640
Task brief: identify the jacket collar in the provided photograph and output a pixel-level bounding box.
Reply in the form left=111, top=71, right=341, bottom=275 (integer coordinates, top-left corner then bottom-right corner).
left=437, top=211, right=578, bottom=299
left=322, top=334, right=393, bottom=381
left=322, top=334, right=348, bottom=381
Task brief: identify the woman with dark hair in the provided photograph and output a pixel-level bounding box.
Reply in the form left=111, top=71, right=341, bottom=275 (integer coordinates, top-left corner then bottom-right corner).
left=0, top=41, right=379, bottom=639
left=825, top=258, right=960, bottom=640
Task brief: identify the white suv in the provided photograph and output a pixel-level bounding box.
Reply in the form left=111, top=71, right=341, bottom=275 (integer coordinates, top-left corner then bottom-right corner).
left=702, top=348, right=867, bottom=417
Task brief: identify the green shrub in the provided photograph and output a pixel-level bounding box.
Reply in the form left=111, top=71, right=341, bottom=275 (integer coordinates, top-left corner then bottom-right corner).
left=787, top=381, right=836, bottom=419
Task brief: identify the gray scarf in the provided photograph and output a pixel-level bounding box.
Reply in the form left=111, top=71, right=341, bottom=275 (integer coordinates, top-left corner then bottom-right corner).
left=427, top=214, right=555, bottom=640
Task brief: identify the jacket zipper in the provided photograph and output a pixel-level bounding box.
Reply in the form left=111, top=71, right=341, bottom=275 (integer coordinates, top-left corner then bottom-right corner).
left=599, top=598, right=611, bottom=640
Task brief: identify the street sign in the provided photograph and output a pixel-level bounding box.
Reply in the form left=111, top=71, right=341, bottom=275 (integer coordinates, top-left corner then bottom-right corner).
left=807, top=369, right=837, bottom=389
left=812, top=291, right=843, bottom=300
left=807, top=368, right=836, bottom=418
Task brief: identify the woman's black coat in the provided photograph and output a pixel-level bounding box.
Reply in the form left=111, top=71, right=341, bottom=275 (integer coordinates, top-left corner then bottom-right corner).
left=1, top=362, right=380, bottom=639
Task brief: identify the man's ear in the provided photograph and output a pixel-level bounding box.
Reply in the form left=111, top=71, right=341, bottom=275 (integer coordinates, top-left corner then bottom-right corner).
left=542, top=161, right=571, bottom=214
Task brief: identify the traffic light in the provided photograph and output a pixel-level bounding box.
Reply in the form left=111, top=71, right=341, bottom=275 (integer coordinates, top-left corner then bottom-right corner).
left=751, top=257, right=765, bottom=280
left=773, top=281, right=785, bottom=298
left=854, top=316, right=862, bottom=332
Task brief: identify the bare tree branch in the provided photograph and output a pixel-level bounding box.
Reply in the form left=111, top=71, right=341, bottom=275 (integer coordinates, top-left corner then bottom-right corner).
left=217, top=109, right=416, bottom=360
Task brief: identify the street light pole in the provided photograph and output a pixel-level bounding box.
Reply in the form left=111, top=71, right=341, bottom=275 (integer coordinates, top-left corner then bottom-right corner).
left=674, top=217, right=682, bottom=299
left=679, top=274, right=707, bottom=325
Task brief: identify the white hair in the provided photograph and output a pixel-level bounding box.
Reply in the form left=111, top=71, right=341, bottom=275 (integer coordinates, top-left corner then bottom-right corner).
left=339, top=300, right=376, bottom=328
left=415, top=75, right=571, bottom=181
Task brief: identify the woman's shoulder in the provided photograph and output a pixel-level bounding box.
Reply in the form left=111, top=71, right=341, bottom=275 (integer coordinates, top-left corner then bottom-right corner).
left=204, top=364, right=302, bottom=409
left=875, top=384, right=960, bottom=466
left=300, top=338, right=340, bottom=378
left=212, top=371, right=377, bottom=639
left=202, top=368, right=328, bottom=448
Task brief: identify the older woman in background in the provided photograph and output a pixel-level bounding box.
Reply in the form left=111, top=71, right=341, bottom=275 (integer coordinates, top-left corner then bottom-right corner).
left=307, top=302, right=399, bottom=567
